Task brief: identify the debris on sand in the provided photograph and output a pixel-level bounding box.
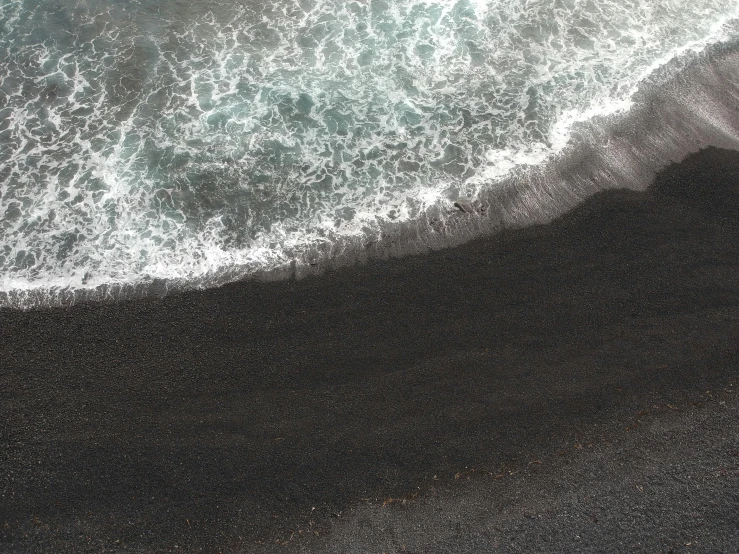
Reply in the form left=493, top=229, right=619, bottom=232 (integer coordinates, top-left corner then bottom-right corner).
left=454, top=197, right=475, bottom=213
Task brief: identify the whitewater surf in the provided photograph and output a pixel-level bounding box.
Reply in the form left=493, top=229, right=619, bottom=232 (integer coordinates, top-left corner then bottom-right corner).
left=1, top=0, right=739, bottom=308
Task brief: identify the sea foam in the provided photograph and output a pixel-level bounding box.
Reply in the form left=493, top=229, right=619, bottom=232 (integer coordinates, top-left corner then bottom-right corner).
left=1, top=0, right=738, bottom=308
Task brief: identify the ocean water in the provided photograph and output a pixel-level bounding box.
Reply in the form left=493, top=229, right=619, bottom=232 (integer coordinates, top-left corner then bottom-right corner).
left=1, top=0, right=739, bottom=307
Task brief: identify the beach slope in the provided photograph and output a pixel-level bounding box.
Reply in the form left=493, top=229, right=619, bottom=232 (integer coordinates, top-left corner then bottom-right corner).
left=1, top=147, right=738, bottom=553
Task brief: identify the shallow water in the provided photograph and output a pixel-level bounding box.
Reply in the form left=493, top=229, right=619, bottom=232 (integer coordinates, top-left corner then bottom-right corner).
left=1, top=0, right=738, bottom=306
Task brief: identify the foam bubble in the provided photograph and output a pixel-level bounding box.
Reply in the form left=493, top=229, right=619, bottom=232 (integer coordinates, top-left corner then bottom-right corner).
left=1, top=0, right=738, bottom=306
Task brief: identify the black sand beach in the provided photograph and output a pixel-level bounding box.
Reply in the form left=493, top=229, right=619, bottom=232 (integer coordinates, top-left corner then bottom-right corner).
left=1, top=147, right=738, bottom=553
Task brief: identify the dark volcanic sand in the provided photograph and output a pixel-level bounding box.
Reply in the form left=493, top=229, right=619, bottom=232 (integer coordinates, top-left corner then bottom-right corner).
left=1, top=147, right=739, bottom=553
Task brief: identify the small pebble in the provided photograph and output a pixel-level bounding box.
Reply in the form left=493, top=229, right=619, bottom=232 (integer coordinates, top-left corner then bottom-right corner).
left=454, top=197, right=475, bottom=213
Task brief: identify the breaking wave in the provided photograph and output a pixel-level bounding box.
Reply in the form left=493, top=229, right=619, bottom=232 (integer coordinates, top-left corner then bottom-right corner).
left=1, top=0, right=739, bottom=308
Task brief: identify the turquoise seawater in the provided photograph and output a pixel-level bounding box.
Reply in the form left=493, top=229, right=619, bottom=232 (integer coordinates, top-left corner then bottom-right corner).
left=1, top=0, right=738, bottom=302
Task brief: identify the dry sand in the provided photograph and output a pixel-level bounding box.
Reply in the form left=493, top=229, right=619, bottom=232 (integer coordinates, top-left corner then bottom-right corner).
left=1, top=147, right=738, bottom=553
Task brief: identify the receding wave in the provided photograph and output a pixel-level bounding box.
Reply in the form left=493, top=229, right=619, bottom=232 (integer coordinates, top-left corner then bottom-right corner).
left=1, top=0, right=739, bottom=309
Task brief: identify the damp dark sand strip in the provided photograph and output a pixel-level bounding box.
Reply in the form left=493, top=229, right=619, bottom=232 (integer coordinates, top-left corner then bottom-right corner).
left=2, top=147, right=739, bottom=553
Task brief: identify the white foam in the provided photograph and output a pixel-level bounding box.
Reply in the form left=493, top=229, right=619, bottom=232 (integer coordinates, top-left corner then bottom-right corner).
left=1, top=0, right=738, bottom=305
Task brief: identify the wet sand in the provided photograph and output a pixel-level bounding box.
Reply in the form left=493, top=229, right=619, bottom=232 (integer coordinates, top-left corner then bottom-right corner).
left=1, top=147, right=738, bottom=553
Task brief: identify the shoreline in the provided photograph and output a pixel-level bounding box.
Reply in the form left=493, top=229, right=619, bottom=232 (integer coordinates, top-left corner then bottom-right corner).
left=4, top=40, right=739, bottom=310
left=2, top=146, right=739, bottom=552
